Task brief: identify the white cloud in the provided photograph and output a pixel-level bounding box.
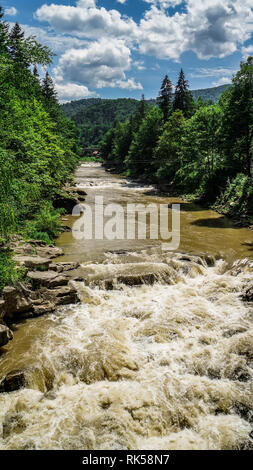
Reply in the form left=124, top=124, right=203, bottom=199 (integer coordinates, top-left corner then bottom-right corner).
left=55, top=82, right=96, bottom=102
left=5, top=6, right=17, bottom=16
left=35, top=0, right=253, bottom=62
left=143, top=1, right=183, bottom=8
left=241, top=45, right=253, bottom=60
left=139, top=0, right=253, bottom=60
left=212, top=76, right=232, bottom=86
left=115, top=78, right=143, bottom=90
left=35, top=1, right=138, bottom=41
left=189, top=67, right=237, bottom=79
left=133, top=60, right=146, bottom=70
left=54, top=38, right=142, bottom=90
left=16, top=23, right=88, bottom=53
left=33, top=0, right=253, bottom=93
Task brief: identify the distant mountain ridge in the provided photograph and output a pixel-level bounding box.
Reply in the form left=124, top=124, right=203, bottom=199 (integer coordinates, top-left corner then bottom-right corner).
left=62, top=84, right=230, bottom=147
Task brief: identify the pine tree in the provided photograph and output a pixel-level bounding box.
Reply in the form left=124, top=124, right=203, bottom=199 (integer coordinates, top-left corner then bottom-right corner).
left=173, top=69, right=193, bottom=117
left=157, top=75, right=173, bottom=122
left=42, top=72, right=58, bottom=102
left=138, top=94, right=146, bottom=119
left=9, top=22, right=27, bottom=65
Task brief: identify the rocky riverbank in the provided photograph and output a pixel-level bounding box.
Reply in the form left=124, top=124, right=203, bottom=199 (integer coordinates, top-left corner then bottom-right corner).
left=0, top=237, right=82, bottom=349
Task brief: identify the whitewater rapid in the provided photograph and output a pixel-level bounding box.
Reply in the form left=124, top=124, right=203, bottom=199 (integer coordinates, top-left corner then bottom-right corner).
left=0, top=163, right=252, bottom=450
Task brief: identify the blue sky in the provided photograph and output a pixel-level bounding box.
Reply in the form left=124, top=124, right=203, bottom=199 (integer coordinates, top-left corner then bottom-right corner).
left=2, top=0, right=253, bottom=101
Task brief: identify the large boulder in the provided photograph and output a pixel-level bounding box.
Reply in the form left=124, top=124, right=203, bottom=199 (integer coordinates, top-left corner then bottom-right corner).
left=41, top=284, right=80, bottom=306
left=0, top=370, right=26, bottom=392
left=0, top=366, right=47, bottom=393
left=33, top=302, right=56, bottom=317
left=13, top=256, right=51, bottom=270
left=3, top=285, right=33, bottom=320
left=0, top=325, right=13, bottom=348
left=27, top=271, right=69, bottom=289
left=36, top=245, right=64, bottom=259
left=49, top=262, right=80, bottom=273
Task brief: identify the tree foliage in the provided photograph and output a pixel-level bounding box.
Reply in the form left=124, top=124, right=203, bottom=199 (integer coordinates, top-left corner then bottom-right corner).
left=157, top=75, right=173, bottom=122
left=100, top=60, right=253, bottom=218
left=0, top=12, right=80, bottom=248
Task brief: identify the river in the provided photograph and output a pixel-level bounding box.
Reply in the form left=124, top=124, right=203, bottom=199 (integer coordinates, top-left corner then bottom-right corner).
left=0, top=163, right=252, bottom=450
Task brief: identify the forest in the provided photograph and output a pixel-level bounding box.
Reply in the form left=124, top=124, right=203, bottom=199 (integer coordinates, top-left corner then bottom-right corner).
left=63, top=85, right=230, bottom=148
left=0, top=9, right=80, bottom=290
left=100, top=64, right=253, bottom=224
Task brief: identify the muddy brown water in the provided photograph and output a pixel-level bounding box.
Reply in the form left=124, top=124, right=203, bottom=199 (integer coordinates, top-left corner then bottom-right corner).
left=0, top=163, right=252, bottom=450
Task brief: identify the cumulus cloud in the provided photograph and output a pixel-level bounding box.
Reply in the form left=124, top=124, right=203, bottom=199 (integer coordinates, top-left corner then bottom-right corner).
left=241, top=45, right=253, bottom=60
left=5, top=6, right=17, bottom=16
left=33, top=0, right=253, bottom=92
left=55, top=82, right=96, bottom=102
left=35, top=0, right=253, bottom=62
left=16, top=23, right=88, bottom=53
left=35, top=1, right=138, bottom=40
left=139, top=0, right=253, bottom=60
left=54, top=38, right=142, bottom=90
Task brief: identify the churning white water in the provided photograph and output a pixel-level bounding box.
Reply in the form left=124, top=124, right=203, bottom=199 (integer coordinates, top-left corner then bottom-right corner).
left=0, top=164, right=252, bottom=450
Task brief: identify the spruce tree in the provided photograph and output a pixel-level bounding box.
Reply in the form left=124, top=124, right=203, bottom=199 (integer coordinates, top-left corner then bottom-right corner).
left=42, top=72, right=58, bottom=102
left=138, top=93, right=146, bottom=119
left=157, top=75, right=173, bottom=122
left=173, top=69, right=193, bottom=117
left=9, top=22, right=27, bottom=65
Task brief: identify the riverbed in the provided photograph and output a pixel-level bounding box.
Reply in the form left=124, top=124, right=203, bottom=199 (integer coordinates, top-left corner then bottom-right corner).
left=0, top=163, right=252, bottom=450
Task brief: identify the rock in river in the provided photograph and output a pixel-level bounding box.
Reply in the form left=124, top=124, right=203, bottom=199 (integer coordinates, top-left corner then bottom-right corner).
left=0, top=325, right=13, bottom=348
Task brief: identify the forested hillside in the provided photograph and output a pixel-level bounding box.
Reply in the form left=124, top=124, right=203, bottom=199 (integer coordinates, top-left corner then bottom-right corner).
left=100, top=65, right=253, bottom=224
left=62, top=85, right=230, bottom=148
left=0, top=9, right=80, bottom=290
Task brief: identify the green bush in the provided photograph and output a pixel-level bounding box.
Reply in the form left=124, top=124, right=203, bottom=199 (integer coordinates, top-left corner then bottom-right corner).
left=214, top=174, right=253, bottom=216
left=23, top=202, right=63, bottom=243
left=0, top=249, right=25, bottom=293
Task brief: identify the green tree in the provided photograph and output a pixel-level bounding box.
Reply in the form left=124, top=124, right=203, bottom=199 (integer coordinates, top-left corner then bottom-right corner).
left=125, top=106, right=163, bottom=178
left=157, top=75, right=173, bottom=122
left=42, top=72, right=58, bottom=104
left=154, top=111, right=185, bottom=182
left=173, top=69, right=193, bottom=117
left=220, top=56, right=253, bottom=177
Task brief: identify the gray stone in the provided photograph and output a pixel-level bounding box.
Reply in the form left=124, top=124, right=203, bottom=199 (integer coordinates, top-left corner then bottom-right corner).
left=48, top=276, right=69, bottom=288
left=3, top=286, right=33, bottom=320
left=49, top=262, right=80, bottom=273
left=33, top=303, right=55, bottom=317
left=36, top=246, right=64, bottom=259
left=13, top=256, right=51, bottom=269
left=27, top=271, right=58, bottom=286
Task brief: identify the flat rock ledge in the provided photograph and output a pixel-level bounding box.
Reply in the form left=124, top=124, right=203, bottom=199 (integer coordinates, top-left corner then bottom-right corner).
left=0, top=240, right=82, bottom=349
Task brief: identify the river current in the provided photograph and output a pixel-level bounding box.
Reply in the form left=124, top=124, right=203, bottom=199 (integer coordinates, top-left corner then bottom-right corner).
left=0, top=163, right=252, bottom=450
